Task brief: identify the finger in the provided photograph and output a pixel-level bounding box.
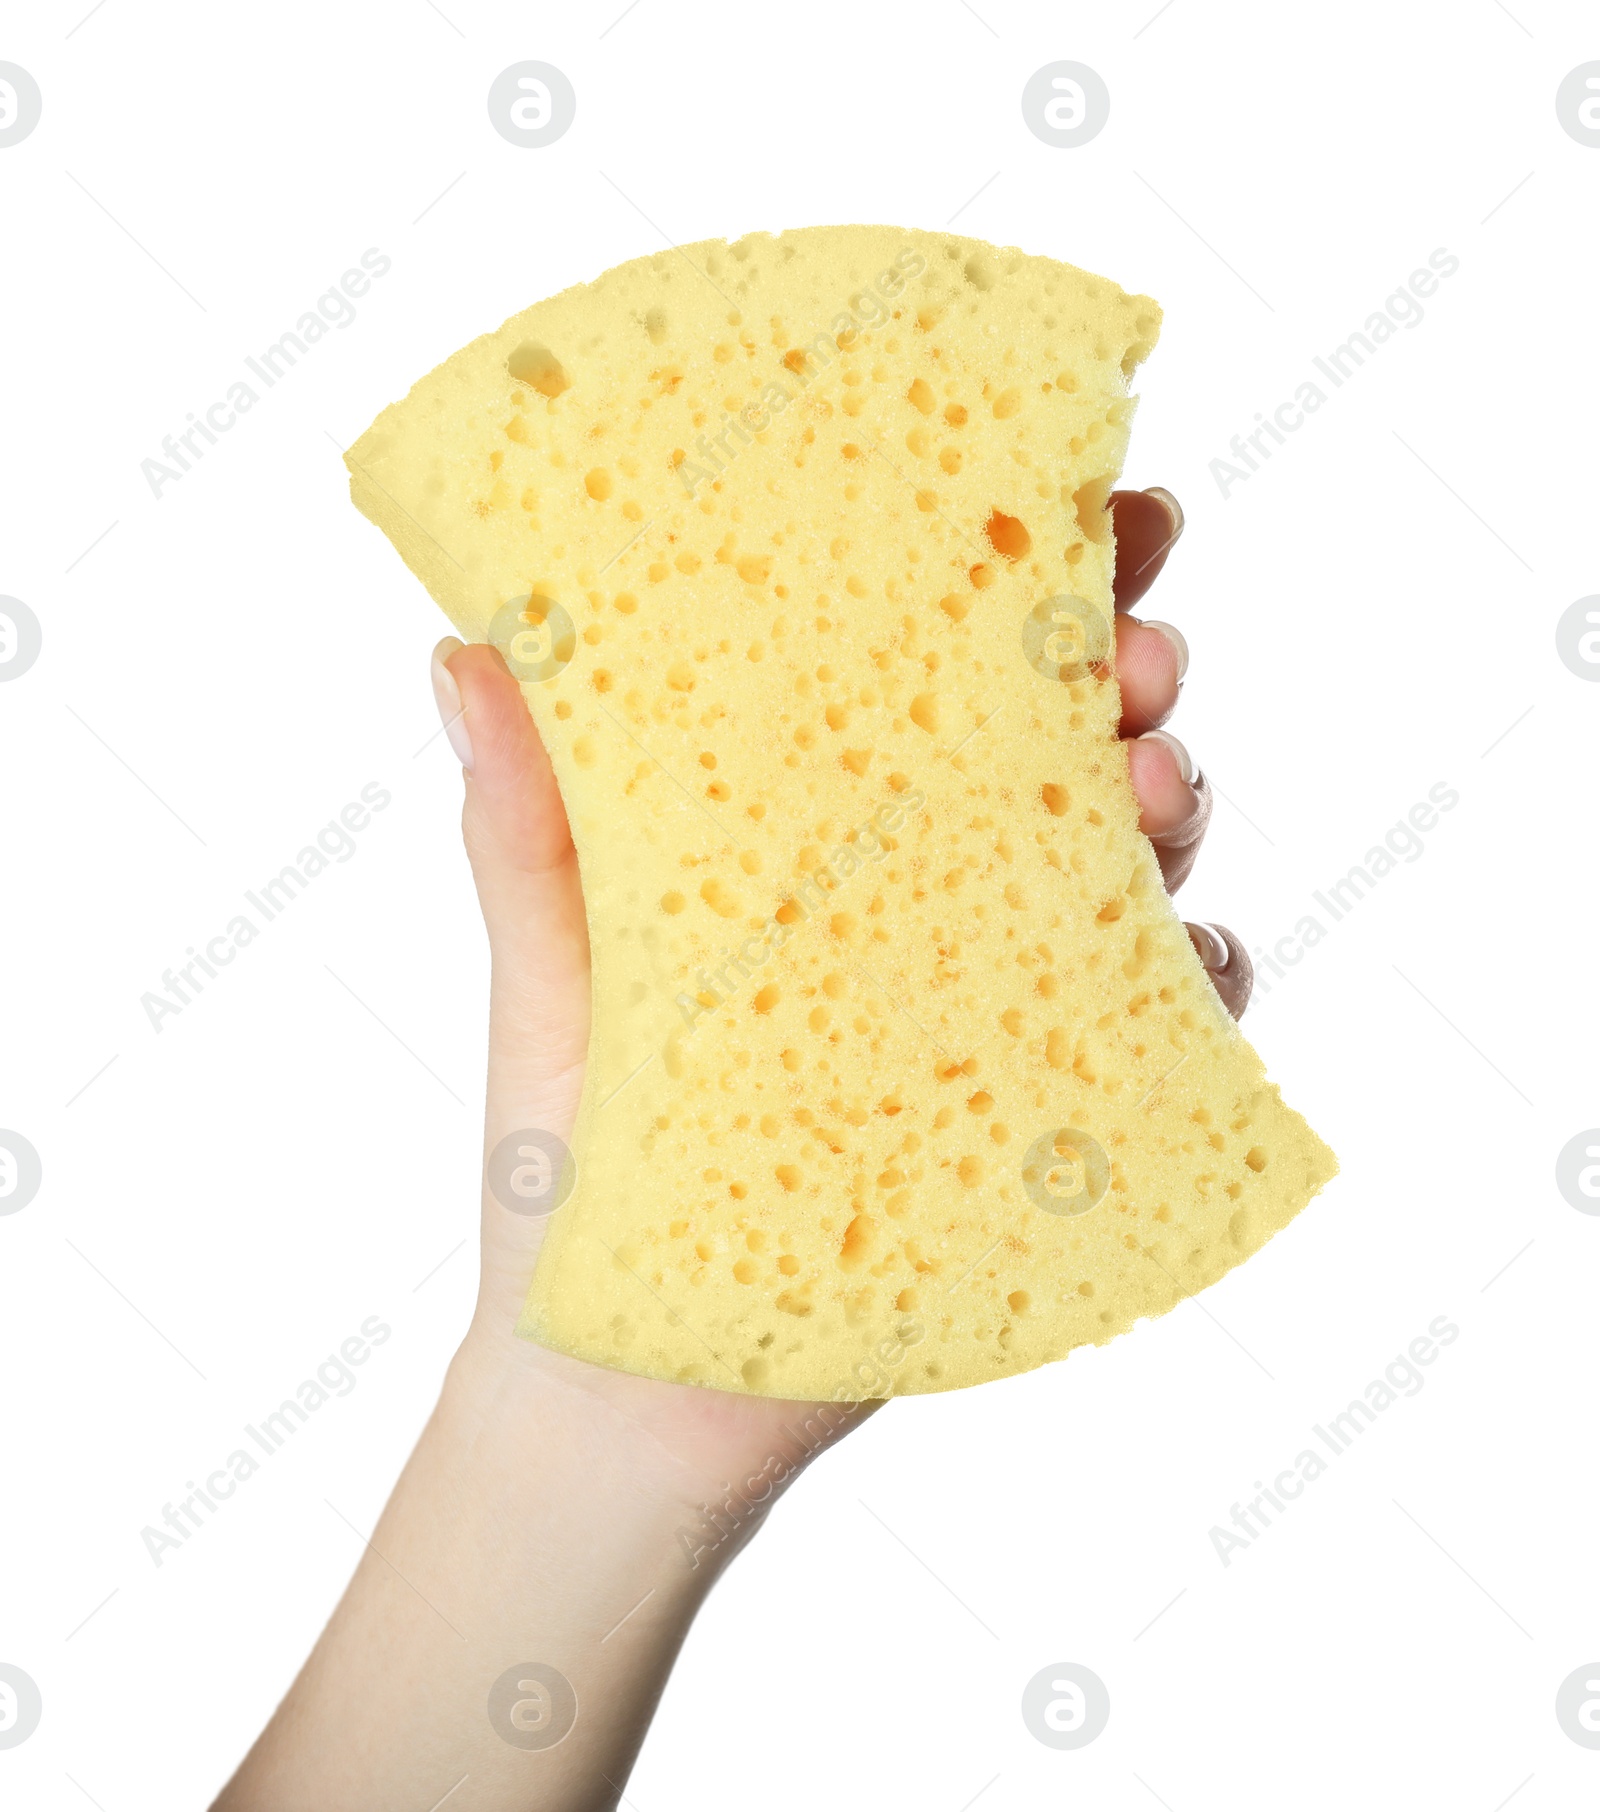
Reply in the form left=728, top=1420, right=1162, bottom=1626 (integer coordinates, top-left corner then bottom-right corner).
left=1185, top=921, right=1254, bottom=1020
left=1126, top=729, right=1209, bottom=893
left=1110, top=486, right=1184, bottom=614
left=1115, top=612, right=1188, bottom=735
left=436, top=638, right=591, bottom=1089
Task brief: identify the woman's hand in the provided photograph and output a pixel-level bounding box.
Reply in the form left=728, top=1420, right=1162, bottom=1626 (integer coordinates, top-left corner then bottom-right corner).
left=1111, top=486, right=1253, bottom=1017
left=438, top=483, right=1246, bottom=1490
left=217, top=485, right=1248, bottom=1811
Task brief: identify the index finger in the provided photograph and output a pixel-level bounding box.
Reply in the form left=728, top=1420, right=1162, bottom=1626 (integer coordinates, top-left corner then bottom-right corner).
left=1110, top=487, right=1184, bottom=613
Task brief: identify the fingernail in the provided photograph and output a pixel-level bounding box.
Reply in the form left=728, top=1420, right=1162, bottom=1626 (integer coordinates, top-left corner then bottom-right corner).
left=431, top=636, right=474, bottom=770
left=1143, top=486, right=1184, bottom=545
left=1136, top=618, right=1189, bottom=683
left=1136, top=728, right=1194, bottom=786
left=1185, top=921, right=1229, bottom=970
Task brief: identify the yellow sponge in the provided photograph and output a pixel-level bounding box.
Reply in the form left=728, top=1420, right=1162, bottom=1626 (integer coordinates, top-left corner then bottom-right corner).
left=347, top=226, right=1335, bottom=1400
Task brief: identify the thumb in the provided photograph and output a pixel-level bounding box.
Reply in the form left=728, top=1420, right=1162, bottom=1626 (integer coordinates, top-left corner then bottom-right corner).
left=433, top=636, right=591, bottom=1113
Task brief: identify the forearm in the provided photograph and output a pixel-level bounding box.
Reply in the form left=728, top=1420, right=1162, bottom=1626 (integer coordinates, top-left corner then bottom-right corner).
left=214, top=1333, right=755, bottom=1811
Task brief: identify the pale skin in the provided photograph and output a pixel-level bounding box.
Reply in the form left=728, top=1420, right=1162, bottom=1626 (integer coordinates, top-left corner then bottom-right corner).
left=216, top=486, right=1248, bottom=1809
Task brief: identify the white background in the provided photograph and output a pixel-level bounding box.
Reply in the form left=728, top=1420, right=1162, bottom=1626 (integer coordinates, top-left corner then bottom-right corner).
left=2, top=1, right=1596, bottom=1805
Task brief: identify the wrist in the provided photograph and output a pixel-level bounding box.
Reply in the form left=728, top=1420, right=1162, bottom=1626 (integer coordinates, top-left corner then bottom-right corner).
left=443, top=1317, right=770, bottom=1548
left=444, top=1318, right=822, bottom=1581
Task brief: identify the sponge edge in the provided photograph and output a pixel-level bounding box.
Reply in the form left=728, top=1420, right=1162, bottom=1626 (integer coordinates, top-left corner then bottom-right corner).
left=348, top=225, right=1336, bottom=1402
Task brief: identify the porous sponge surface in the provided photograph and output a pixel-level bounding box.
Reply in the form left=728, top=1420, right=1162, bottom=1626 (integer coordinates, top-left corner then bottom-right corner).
left=347, top=225, right=1336, bottom=1400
